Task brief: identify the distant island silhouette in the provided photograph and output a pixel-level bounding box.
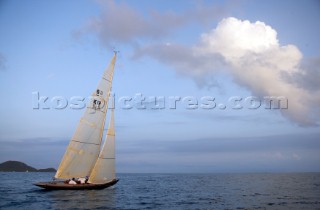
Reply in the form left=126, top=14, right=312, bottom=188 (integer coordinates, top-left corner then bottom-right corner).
left=0, top=161, right=56, bottom=172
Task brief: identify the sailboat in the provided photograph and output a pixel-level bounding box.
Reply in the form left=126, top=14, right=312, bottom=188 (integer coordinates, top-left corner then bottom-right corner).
left=34, top=53, right=119, bottom=190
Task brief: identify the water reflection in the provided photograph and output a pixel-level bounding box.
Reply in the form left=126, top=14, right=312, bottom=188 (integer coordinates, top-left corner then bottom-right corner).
left=47, top=188, right=116, bottom=209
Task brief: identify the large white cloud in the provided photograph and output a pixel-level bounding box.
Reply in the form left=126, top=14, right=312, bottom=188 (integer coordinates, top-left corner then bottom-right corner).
left=135, top=17, right=320, bottom=126
left=200, top=18, right=280, bottom=58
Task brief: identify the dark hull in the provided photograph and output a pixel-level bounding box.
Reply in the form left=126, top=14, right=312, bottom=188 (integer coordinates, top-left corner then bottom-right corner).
left=34, top=179, right=119, bottom=190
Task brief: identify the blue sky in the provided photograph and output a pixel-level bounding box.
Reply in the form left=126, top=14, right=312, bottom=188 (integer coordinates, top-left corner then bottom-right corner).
left=0, top=0, right=319, bottom=172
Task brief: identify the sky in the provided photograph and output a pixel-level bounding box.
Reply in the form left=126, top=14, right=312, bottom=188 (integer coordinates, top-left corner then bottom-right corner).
left=0, top=0, right=319, bottom=173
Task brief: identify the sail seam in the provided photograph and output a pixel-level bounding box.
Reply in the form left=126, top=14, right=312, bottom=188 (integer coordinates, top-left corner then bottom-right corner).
left=102, top=77, right=111, bottom=82
left=71, top=140, right=100, bottom=145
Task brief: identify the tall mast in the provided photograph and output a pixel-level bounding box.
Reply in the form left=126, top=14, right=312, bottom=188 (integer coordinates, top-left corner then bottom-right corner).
left=55, top=53, right=117, bottom=179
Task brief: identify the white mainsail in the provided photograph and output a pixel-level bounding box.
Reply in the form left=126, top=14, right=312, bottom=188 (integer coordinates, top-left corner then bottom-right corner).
left=55, top=54, right=117, bottom=179
left=88, top=108, right=115, bottom=184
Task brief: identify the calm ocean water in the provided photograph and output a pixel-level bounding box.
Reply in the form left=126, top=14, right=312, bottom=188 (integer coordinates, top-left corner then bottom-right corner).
left=0, top=172, right=319, bottom=209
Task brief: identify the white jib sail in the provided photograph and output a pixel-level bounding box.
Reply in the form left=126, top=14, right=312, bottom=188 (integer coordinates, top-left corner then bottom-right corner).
left=89, top=107, right=116, bottom=184
left=55, top=54, right=116, bottom=179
